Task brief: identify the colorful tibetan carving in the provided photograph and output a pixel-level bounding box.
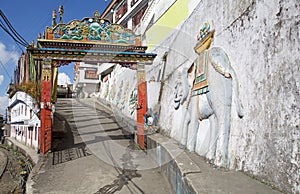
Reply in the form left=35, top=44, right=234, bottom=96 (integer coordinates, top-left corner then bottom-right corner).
left=129, top=87, right=138, bottom=115
left=110, top=79, right=116, bottom=101
left=120, top=81, right=129, bottom=110
left=197, top=22, right=210, bottom=42
left=116, top=80, right=123, bottom=105
left=190, top=23, right=215, bottom=96
left=192, top=50, right=209, bottom=96
left=102, top=81, right=109, bottom=99
left=176, top=23, right=244, bottom=167
left=50, top=11, right=137, bottom=44
left=144, top=109, right=158, bottom=129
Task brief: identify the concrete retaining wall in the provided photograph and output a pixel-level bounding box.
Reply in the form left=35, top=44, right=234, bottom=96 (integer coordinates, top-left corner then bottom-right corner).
left=5, top=137, right=38, bottom=165
left=146, top=133, right=282, bottom=194
left=147, top=134, right=198, bottom=194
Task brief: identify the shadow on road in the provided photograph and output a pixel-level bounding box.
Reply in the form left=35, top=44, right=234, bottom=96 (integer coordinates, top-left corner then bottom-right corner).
left=51, top=99, right=134, bottom=166
left=52, top=112, right=91, bottom=165
left=95, top=140, right=144, bottom=194
left=54, top=99, right=144, bottom=193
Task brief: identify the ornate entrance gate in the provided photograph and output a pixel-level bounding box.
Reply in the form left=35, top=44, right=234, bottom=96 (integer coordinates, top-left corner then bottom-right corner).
left=27, top=10, right=156, bottom=154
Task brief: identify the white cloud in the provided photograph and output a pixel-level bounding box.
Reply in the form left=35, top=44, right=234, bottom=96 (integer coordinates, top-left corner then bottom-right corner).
left=0, top=75, right=3, bottom=85
left=0, top=96, right=8, bottom=115
left=0, top=42, right=19, bottom=66
left=58, top=72, right=71, bottom=86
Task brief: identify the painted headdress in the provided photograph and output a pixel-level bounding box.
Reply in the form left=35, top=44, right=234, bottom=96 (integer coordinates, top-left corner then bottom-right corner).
left=194, top=22, right=215, bottom=54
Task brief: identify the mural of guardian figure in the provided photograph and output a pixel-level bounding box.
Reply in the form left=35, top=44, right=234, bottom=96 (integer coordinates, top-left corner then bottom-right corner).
left=175, top=23, right=244, bottom=167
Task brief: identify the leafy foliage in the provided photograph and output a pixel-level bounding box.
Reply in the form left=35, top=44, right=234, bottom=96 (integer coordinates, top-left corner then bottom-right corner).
left=15, top=82, right=41, bottom=104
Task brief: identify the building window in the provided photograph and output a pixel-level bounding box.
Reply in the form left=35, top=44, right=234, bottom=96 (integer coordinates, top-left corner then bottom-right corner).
left=35, top=127, right=38, bottom=141
left=132, top=5, right=147, bottom=30
left=115, top=1, right=128, bottom=22
left=74, top=62, right=80, bottom=81
left=28, top=126, right=33, bottom=139
left=85, top=69, right=98, bottom=80
left=34, top=127, right=38, bottom=141
left=131, top=0, right=139, bottom=7
left=25, top=106, right=27, bottom=116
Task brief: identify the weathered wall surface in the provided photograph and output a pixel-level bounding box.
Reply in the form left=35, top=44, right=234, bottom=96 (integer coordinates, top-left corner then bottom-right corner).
left=99, top=65, right=138, bottom=120
left=98, top=0, right=299, bottom=192
left=144, top=0, right=299, bottom=193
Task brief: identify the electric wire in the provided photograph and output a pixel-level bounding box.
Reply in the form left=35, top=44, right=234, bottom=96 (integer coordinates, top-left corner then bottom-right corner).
left=0, top=22, right=27, bottom=48
left=0, top=21, right=26, bottom=47
left=0, top=10, right=28, bottom=49
left=0, top=22, right=27, bottom=47
left=0, top=59, right=12, bottom=81
left=0, top=10, right=29, bottom=46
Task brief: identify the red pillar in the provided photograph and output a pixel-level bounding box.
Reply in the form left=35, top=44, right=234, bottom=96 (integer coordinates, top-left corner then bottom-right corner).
left=40, top=59, right=52, bottom=154
left=137, top=63, right=147, bottom=149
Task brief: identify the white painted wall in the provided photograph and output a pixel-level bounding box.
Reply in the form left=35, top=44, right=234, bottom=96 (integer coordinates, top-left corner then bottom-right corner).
left=10, top=125, right=39, bottom=151
left=99, top=64, right=137, bottom=120
left=145, top=0, right=299, bottom=193
left=75, top=63, right=100, bottom=84
left=9, top=91, right=40, bottom=151
left=100, top=0, right=299, bottom=193
left=73, top=62, right=101, bottom=97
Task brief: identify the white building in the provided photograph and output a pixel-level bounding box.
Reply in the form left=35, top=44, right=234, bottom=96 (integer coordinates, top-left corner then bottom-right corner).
left=8, top=91, right=40, bottom=151
left=73, top=1, right=150, bottom=99
left=101, top=0, right=149, bottom=31
left=73, top=62, right=101, bottom=98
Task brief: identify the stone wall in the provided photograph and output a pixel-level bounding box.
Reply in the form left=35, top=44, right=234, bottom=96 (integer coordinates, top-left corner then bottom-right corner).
left=144, top=0, right=299, bottom=193
left=99, top=0, right=299, bottom=192
left=99, top=65, right=137, bottom=121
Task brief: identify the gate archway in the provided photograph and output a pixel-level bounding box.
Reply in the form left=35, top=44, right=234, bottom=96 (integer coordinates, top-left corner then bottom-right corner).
left=27, top=10, right=156, bottom=154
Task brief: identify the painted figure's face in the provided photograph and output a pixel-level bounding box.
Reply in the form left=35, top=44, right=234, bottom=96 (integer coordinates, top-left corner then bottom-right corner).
left=174, top=81, right=183, bottom=110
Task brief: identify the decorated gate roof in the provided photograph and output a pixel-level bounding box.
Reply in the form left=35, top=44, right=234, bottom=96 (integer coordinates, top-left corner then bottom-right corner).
left=47, top=10, right=138, bottom=45
left=28, top=9, right=156, bottom=66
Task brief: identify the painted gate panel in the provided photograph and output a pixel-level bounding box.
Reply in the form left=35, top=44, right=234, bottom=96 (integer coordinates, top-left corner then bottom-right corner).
left=137, top=64, right=147, bottom=149
left=40, top=60, right=52, bottom=154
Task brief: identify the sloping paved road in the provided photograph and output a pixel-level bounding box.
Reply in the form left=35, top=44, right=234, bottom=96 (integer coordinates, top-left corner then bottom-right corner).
left=31, top=98, right=172, bottom=194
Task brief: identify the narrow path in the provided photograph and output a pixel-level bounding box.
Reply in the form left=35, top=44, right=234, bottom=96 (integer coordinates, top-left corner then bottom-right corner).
left=31, top=98, right=172, bottom=194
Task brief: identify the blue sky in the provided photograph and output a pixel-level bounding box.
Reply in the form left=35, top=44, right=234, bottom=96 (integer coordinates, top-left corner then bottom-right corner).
left=0, top=0, right=111, bottom=115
